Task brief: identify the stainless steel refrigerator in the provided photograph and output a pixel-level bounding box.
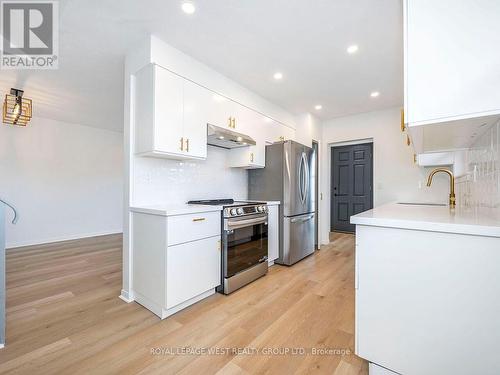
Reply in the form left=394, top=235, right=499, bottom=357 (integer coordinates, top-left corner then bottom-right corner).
left=249, top=140, right=315, bottom=265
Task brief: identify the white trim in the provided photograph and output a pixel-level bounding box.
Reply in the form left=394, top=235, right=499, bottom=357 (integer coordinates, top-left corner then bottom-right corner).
left=0, top=344, right=4, bottom=349
left=6, top=230, right=122, bottom=249
left=329, top=138, right=374, bottom=148
left=312, top=138, right=321, bottom=250
left=119, top=289, right=134, bottom=303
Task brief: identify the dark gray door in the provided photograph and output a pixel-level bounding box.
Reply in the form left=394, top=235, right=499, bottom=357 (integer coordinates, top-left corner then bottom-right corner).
left=331, top=143, right=373, bottom=233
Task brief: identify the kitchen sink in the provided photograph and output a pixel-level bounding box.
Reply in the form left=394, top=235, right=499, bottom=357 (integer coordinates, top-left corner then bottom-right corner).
left=397, top=202, right=447, bottom=207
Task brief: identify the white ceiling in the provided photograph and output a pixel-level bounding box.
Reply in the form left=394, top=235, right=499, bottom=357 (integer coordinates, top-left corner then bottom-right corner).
left=0, top=0, right=403, bottom=132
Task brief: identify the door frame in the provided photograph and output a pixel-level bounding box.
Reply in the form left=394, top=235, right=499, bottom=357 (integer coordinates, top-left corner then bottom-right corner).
left=312, top=139, right=320, bottom=250
left=329, top=138, right=374, bottom=234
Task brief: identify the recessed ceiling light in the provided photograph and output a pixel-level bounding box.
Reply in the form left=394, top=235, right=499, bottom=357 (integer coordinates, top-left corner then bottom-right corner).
left=347, top=45, right=359, bottom=54
left=181, top=2, right=196, bottom=14
left=370, top=91, right=380, bottom=98
left=314, top=105, right=322, bottom=110
left=273, top=72, right=283, bottom=80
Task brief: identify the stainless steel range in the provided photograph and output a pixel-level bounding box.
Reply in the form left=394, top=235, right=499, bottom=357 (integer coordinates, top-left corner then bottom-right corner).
left=188, top=199, right=268, bottom=294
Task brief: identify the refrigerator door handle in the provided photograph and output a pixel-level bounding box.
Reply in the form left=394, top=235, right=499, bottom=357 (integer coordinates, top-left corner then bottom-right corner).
left=290, top=213, right=315, bottom=223
left=298, top=154, right=303, bottom=204
left=302, top=152, right=309, bottom=204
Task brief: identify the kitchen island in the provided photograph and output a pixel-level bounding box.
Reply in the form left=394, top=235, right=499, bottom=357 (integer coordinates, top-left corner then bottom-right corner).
left=351, top=203, right=500, bottom=375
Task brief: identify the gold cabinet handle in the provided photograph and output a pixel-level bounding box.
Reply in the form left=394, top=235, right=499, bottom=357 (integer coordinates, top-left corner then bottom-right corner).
left=250, top=152, right=254, bottom=162
left=186, top=138, right=189, bottom=152
left=228, top=117, right=232, bottom=128
left=400, top=108, right=405, bottom=132
left=192, top=217, right=206, bottom=222
left=232, top=118, right=236, bottom=128
left=279, top=136, right=285, bottom=141
left=406, top=135, right=411, bottom=146
left=180, top=137, right=184, bottom=151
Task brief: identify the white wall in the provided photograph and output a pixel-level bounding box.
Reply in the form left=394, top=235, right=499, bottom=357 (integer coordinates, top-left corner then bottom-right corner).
left=132, top=146, right=248, bottom=207
left=295, top=113, right=322, bottom=147
left=0, top=117, right=123, bottom=248
left=320, top=107, right=450, bottom=244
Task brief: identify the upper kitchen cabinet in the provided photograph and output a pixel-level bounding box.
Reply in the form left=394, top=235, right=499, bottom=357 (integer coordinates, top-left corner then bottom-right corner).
left=134, top=64, right=207, bottom=160
left=184, top=80, right=236, bottom=131
left=228, top=104, right=266, bottom=168
left=404, top=0, right=500, bottom=129
left=262, top=116, right=296, bottom=144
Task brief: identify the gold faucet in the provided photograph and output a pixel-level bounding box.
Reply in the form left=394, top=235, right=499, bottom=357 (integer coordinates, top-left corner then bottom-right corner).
left=426, top=168, right=456, bottom=207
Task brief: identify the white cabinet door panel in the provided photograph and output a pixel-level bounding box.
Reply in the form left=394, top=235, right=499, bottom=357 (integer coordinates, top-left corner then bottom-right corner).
left=406, top=0, right=500, bottom=125
left=154, top=66, right=184, bottom=155
left=267, top=205, right=279, bottom=263
left=166, top=236, right=221, bottom=309
left=183, top=80, right=209, bottom=159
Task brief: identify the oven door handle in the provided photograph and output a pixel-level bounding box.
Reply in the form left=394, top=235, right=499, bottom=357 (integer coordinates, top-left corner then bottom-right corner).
left=226, top=216, right=268, bottom=230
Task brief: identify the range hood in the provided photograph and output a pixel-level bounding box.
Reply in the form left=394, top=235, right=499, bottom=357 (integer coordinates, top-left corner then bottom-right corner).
left=207, top=124, right=256, bottom=149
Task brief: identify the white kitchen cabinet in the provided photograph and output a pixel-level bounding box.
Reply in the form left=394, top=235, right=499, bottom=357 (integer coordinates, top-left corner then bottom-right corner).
left=227, top=143, right=266, bottom=169
left=132, top=209, right=221, bottom=319
left=166, top=236, right=220, bottom=309
left=134, top=64, right=207, bottom=160
left=354, top=221, right=500, bottom=375
left=228, top=105, right=266, bottom=168
left=404, top=0, right=500, bottom=128
left=184, top=79, right=236, bottom=132
left=267, top=204, right=279, bottom=265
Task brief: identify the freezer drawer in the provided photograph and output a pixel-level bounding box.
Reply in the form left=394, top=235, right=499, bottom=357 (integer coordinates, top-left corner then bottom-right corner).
left=279, top=212, right=315, bottom=266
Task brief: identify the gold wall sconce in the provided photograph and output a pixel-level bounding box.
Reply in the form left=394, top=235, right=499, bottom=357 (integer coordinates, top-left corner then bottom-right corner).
left=3, top=88, right=32, bottom=126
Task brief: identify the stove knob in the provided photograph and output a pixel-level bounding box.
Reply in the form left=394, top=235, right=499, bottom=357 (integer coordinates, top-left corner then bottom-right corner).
left=230, top=208, right=237, bottom=216
left=257, top=206, right=264, bottom=212
left=237, top=208, right=244, bottom=215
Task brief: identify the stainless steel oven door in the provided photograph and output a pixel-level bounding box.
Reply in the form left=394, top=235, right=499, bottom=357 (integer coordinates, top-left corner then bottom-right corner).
left=223, top=214, right=268, bottom=278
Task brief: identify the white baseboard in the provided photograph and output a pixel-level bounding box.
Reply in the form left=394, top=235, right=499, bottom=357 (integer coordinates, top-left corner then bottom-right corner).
left=119, top=289, right=134, bottom=303
left=6, top=229, right=123, bottom=249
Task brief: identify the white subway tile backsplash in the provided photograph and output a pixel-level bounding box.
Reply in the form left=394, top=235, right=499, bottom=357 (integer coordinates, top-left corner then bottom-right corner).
left=457, top=120, right=500, bottom=208
left=132, top=146, right=248, bottom=206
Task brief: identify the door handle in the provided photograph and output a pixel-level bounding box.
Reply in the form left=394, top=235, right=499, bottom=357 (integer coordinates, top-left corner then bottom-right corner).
left=180, top=137, right=184, bottom=151
left=186, top=138, right=190, bottom=152
left=291, top=214, right=314, bottom=223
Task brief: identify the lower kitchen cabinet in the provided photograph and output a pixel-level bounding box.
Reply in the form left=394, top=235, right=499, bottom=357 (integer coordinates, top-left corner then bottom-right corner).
left=267, top=204, right=279, bottom=265
left=166, top=236, right=221, bottom=309
left=131, top=210, right=221, bottom=319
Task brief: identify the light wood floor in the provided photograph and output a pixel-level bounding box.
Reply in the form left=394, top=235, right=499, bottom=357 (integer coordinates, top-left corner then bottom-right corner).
left=0, top=233, right=367, bottom=375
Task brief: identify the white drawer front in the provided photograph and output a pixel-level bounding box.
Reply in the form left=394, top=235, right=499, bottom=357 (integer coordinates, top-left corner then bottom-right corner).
left=167, top=211, right=220, bottom=246
left=166, top=236, right=221, bottom=309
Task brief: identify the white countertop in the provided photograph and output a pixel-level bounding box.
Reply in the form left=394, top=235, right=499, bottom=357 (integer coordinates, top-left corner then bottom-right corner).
left=240, top=200, right=281, bottom=206
left=130, top=204, right=223, bottom=217
left=130, top=200, right=280, bottom=217
left=351, top=202, right=500, bottom=237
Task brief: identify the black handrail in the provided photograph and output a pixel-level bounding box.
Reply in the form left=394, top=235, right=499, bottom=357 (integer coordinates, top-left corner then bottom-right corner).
left=0, top=199, right=18, bottom=224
